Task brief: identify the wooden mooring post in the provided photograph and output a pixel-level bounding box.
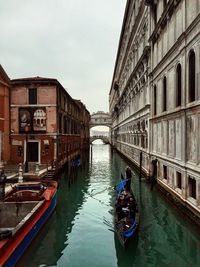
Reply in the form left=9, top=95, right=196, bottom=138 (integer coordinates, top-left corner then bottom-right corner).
left=90, top=145, right=93, bottom=162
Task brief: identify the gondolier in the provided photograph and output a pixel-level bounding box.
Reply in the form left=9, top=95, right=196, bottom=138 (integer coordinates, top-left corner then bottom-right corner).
left=125, top=166, right=132, bottom=191
left=114, top=177, right=139, bottom=247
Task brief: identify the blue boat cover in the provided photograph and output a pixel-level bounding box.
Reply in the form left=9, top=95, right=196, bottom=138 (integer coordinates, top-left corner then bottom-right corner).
left=117, top=179, right=126, bottom=194
left=71, top=159, right=81, bottom=167
left=123, top=220, right=137, bottom=238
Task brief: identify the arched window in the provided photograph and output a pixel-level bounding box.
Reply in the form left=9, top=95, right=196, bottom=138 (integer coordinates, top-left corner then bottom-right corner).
left=189, top=50, right=196, bottom=102
left=154, top=85, right=157, bottom=115
left=176, top=64, right=182, bottom=107
left=163, top=76, right=167, bottom=111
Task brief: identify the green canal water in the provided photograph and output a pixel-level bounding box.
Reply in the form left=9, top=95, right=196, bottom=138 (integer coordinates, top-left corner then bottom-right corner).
left=17, top=144, right=200, bottom=267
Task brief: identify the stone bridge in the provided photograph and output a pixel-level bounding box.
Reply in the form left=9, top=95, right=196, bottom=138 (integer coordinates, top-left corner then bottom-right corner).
left=90, top=135, right=110, bottom=144
left=90, top=111, right=112, bottom=129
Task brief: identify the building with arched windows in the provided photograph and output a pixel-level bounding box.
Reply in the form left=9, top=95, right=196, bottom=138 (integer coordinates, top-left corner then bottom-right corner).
left=109, top=0, right=200, bottom=221
left=149, top=0, right=200, bottom=218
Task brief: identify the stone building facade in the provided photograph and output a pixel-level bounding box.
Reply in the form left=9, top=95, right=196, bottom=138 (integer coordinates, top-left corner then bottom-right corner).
left=148, top=0, right=200, bottom=217
left=10, top=77, right=90, bottom=170
left=0, top=65, right=10, bottom=164
left=110, top=0, right=200, bottom=219
left=109, top=0, right=151, bottom=174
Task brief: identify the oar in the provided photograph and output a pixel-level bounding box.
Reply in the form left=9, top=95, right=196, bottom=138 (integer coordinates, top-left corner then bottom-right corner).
left=103, top=217, right=117, bottom=233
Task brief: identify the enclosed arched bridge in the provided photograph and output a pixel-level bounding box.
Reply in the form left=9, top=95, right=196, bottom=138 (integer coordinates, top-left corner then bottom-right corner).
left=90, top=111, right=112, bottom=129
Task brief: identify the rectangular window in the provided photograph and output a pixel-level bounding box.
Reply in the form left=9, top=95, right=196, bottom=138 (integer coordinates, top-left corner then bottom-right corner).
left=64, top=143, right=67, bottom=153
left=134, top=136, right=136, bottom=145
left=176, top=172, right=182, bottom=189
left=141, top=135, right=145, bottom=148
left=136, top=136, right=139, bottom=146
left=163, top=77, right=167, bottom=112
left=154, top=86, right=157, bottom=115
left=64, top=117, right=67, bottom=134
left=163, top=165, right=167, bottom=180
left=29, top=88, right=37, bottom=104
left=59, top=115, right=62, bottom=133
left=64, top=97, right=67, bottom=111
left=0, top=96, right=4, bottom=118
left=188, top=176, right=196, bottom=199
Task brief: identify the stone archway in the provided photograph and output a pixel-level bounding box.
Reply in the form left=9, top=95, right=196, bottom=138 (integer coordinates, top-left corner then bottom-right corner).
left=90, top=135, right=110, bottom=144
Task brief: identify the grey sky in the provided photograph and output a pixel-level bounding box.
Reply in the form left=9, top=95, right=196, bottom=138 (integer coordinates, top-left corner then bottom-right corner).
left=0, top=0, right=125, bottom=113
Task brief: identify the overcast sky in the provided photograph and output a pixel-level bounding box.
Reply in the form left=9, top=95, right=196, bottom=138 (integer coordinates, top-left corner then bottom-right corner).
left=0, top=0, right=126, bottom=113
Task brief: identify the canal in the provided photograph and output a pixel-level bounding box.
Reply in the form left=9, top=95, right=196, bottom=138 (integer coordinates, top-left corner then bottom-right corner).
left=17, top=143, right=200, bottom=267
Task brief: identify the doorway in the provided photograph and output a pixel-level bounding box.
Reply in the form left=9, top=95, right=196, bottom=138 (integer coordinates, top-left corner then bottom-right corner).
left=27, top=141, right=39, bottom=162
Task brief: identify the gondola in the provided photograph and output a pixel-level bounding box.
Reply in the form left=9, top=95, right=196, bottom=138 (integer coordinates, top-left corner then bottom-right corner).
left=114, top=178, right=139, bottom=247
left=0, top=180, right=58, bottom=267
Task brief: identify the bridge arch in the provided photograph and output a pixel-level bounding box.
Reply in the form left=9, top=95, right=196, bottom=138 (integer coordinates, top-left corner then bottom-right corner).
left=90, top=135, right=110, bottom=144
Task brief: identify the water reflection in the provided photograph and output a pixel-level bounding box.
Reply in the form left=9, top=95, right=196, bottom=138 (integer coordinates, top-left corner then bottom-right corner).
left=17, top=155, right=90, bottom=267
left=114, top=233, right=139, bottom=267
left=16, top=144, right=200, bottom=267
left=113, top=150, right=200, bottom=267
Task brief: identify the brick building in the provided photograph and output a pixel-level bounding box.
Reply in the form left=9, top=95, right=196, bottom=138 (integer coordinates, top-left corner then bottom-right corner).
left=0, top=65, right=10, bottom=164
left=10, top=77, right=90, bottom=170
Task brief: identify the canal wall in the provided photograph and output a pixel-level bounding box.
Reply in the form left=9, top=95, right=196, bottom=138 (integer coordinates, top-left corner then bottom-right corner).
left=112, top=145, right=200, bottom=228
left=157, top=182, right=200, bottom=228
left=157, top=182, right=200, bottom=227
left=111, top=145, right=149, bottom=179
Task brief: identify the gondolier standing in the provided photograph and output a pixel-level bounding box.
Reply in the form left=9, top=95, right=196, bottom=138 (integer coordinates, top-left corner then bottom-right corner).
left=125, top=166, right=132, bottom=191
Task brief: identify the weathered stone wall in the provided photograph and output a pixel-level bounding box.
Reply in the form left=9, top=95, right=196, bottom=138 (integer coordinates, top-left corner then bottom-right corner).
left=150, top=0, right=200, bottom=212
left=110, top=0, right=200, bottom=217
left=109, top=0, right=151, bottom=174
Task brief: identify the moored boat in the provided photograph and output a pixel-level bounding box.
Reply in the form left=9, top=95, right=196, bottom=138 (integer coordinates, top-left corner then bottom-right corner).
left=114, top=179, right=139, bottom=247
left=0, top=180, right=57, bottom=267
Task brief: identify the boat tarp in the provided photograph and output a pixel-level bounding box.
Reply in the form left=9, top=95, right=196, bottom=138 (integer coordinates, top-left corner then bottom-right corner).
left=123, top=219, right=137, bottom=238
left=117, top=179, right=126, bottom=194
